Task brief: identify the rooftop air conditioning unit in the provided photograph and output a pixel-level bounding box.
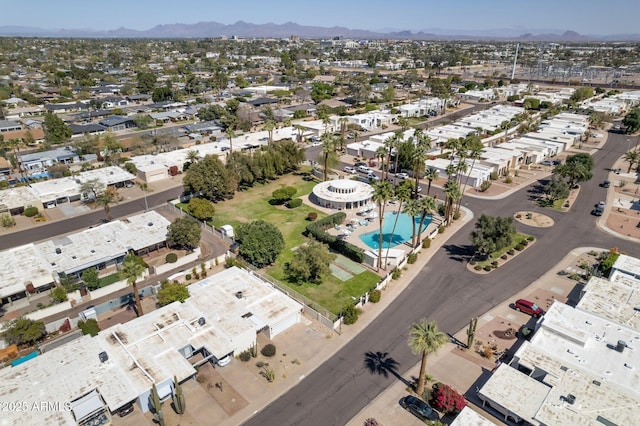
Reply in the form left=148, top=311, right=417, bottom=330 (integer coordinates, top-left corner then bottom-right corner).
left=616, top=340, right=626, bottom=353
left=235, top=291, right=243, bottom=299
left=198, top=317, right=206, bottom=326
left=566, top=394, right=576, bottom=405
left=99, top=351, right=109, bottom=363
left=55, top=247, right=62, bottom=254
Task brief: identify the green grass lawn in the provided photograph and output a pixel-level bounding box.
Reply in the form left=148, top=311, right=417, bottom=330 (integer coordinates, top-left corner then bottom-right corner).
left=182, top=172, right=381, bottom=315
left=99, top=272, right=122, bottom=287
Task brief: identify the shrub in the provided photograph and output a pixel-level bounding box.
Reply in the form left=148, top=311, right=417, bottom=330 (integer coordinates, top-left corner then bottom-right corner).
left=238, top=350, right=252, bottom=362
left=491, top=261, right=499, bottom=267
left=452, top=211, right=460, bottom=220
left=78, top=319, right=100, bottom=337
left=306, top=212, right=364, bottom=263
left=165, top=252, right=178, bottom=263
left=422, top=238, right=431, bottom=248
left=474, top=265, right=482, bottom=270
left=527, top=235, right=535, bottom=241
left=504, top=176, right=513, bottom=184
left=480, top=180, right=492, bottom=192
left=438, top=226, right=445, bottom=234
left=307, top=212, right=318, bottom=221
left=185, top=274, right=192, bottom=280
left=407, top=253, right=418, bottom=264
left=368, top=289, right=381, bottom=303
left=364, top=419, right=381, bottom=426
left=24, top=207, right=39, bottom=217
left=483, top=265, right=492, bottom=271
left=255, top=360, right=265, bottom=368
left=469, top=260, right=476, bottom=265
left=431, top=383, right=467, bottom=414
left=1, top=214, right=16, bottom=228
left=522, top=239, right=529, bottom=246
left=507, top=249, right=515, bottom=255
left=501, top=254, right=508, bottom=260
left=261, top=343, right=276, bottom=357
left=342, top=305, right=362, bottom=325
left=490, top=172, right=499, bottom=180
left=515, top=244, right=524, bottom=251
left=261, top=366, right=275, bottom=382
left=391, top=268, right=401, bottom=280
left=287, top=198, right=302, bottom=208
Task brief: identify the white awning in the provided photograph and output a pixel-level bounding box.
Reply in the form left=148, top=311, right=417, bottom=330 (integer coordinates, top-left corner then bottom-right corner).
left=70, top=389, right=105, bottom=421
left=157, top=382, right=173, bottom=401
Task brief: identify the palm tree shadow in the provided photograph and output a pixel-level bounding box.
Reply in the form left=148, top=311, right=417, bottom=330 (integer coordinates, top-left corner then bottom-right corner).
left=364, top=351, right=411, bottom=386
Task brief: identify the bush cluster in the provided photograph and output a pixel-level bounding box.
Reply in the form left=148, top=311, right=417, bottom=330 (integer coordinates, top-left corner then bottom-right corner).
left=307, top=212, right=318, bottom=221
left=24, top=207, right=39, bottom=217
left=238, top=350, right=252, bottom=362
left=422, top=238, right=431, bottom=248
left=342, top=305, right=361, bottom=325
left=407, top=253, right=418, bottom=264
left=368, top=289, right=381, bottom=303
left=287, top=198, right=302, bottom=208
left=165, top=252, right=178, bottom=263
left=261, top=343, right=277, bottom=357
left=305, top=212, right=364, bottom=263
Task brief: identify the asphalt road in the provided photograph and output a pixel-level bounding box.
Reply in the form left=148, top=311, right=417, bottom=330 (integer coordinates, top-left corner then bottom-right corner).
left=0, top=186, right=184, bottom=250
left=244, top=132, right=639, bottom=426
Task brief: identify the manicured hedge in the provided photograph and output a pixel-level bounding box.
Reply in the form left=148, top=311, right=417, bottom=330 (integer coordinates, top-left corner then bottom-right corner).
left=287, top=198, right=302, bottom=208
left=305, top=212, right=364, bottom=263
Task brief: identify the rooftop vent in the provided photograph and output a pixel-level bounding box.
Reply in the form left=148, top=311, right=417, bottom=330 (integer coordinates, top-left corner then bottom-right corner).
left=616, top=340, right=626, bottom=353
left=566, top=394, right=576, bottom=405
left=198, top=317, right=206, bottom=326
left=148, top=222, right=153, bottom=226
left=98, top=351, right=109, bottom=363
left=235, top=291, right=243, bottom=299
left=592, top=380, right=601, bottom=386
left=55, top=247, right=62, bottom=254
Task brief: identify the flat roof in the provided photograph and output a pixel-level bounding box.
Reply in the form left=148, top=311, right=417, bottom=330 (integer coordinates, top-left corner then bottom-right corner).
left=612, top=253, right=640, bottom=276
left=576, top=276, right=640, bottom=332
left=0, top=186, right=41, bottom=210
left=312, top=179, right=374, bottom=204
left=450, top=407, right=498, bottom=426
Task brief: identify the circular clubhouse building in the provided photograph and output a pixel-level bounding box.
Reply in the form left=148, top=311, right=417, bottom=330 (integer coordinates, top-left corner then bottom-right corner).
left=311, top=179, right=374, bottom=210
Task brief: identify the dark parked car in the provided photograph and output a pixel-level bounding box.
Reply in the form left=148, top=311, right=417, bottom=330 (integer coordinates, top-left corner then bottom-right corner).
left=514, top=299, right=544, bottom=317
left=592, top=205, right=604, bottom=216
left=601, top=180, right=611, bottom=188
left=401, top=395, right=439, bottom=421
left=116, top=402, right=134, bottom=417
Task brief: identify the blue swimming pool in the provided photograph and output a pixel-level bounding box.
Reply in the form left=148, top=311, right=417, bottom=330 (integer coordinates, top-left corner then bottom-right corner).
left=359, top=212, right=432, bottom=250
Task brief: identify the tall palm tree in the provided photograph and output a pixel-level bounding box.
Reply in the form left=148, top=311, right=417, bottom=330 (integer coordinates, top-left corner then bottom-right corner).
left=403, top=198, right=421, bottom=248
left=383, top=133, right=399, bottom=181
left=443, top=179, right=461, bottom=225
left=339, top=117, right=349, bottom=139
left=457, top=135, right=484, bottom=213
left=375, top=146, right=387, bottom=174
left=408, top=319, right=447, bottom=396
left=412, top=129, right=432, bottom=198
left=320, top=133, right=336, bottom=181
left=120, top=254, right=147, bottom=317
left=96, top=187, right=119, bottom=222
left=623, top=150, right=639, bottom=173
left=294, top=124, right=305, bottom=143
left=385, top=181, right=412, bottom=265
left=4, top=138, right=26, bottom=179
left=416, top=195, right=437, bottom=246
left=225, top=127, right=236, bottom=154
left=264, top=119, right=275, bottom=146
left=321, top=115, right=331, bottom=135
left=372, top=181, right=394, bottom=271
left=424, top=167, right=439, bottom=196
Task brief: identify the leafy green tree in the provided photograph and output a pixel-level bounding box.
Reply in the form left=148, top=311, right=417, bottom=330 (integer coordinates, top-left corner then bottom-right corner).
left=311, top=81, right=334, bottom=103
left=187, top=197, right=216, bottom=221
left=82, top=267, right=100, bottom=290
left=136, top=71, right=157, bottom=94
left=470, top=214, right=516, bottom=258
left=152, top=87, right=174, bottom=102
left=2, top=317, right=47, bottom=346
left=569, top=87, right=594, bottom=103
left=236, top=220, right=285, bottom=268
left=542, top=175, right=571, bottom=204
left=183, top=155, right=236, bottom=201
left=78, top=319, right=100, bottom=337
left=284, top=241, right=336, bottom=283
left=157, top=280, right=190, bottom=306
left=408, top=319, right=447, bottom=395
left=120, top=254, right=147, bottom=317
left=622, top=107, right=640, bottom=134
left=554, top=152, right=594, bottom=187
left=51, top=286, right=68, bottom=303
left=167, top=216, right=202, bottom=251
left=43, top=112, right=72, bottom=143
left=347, top=73, right=372, bottom=105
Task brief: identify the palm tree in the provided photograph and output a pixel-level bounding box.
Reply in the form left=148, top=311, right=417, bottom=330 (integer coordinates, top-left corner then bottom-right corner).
left=443, top=179, right=461, bottom=225
left=416, top=195, right=437, bottom=246
left=264, top=120, right=275, bottom=146
left=424, top=167, right=439, bottom=196
left=294, top=124, right=305, bottom=143
left=623, top=150, right=639, bottom=173
left=320, top=133, right=336, bottom=181
left=120, top=254, right=147, bottom=317
left=385, top=181, right=412, bottom=265
left=372, top=181, right=394, bottom=271
left=321, top=115, right=331, bottom=135
left=457, top=135, right=483, bottom=213
left=412, top=129, right=432, bottom=198
left=96, top=187, right=119, bottom=222
left=383, top=133, right=399, bottom=181
left=408, top=319, right=448, bottom=396
left=4, top=138, right=26, bottom=179
left=403, top=199, right=421, bottom=248
left=225, top=127, right=236, bottom=154
left=339, top=117, right=349, bottom=139
left=375, top=146, right=387, bottom=174
left=186, top=149, right=200, bottom=163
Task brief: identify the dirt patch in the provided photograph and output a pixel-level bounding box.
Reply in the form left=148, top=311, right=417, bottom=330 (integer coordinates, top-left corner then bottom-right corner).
left=195, top=363, right=248, bottom=416
left=513, top=211, right=554, bottom=228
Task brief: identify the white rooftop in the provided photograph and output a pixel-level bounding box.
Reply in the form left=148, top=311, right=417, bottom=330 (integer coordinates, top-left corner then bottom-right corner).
left=0, top=186, right=41, bottom=210
left=450, top=406, right=498, bottom=426
left=576, top=276, right=640, bottom=331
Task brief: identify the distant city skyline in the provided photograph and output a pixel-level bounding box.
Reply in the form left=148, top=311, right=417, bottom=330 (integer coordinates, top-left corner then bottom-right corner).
left=2, top=0, right=637, bottom=36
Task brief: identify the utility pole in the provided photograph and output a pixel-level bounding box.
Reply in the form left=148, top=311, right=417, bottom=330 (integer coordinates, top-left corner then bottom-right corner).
left=511, top=43, right=520, bottom=81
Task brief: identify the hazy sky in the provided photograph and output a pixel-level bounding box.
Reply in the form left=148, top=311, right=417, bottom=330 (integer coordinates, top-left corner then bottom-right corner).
left=2, top=0, right=636, bottom=35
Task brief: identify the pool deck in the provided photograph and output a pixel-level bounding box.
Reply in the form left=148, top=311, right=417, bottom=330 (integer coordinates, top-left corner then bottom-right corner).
left=302, top=194, right=442, bottom=256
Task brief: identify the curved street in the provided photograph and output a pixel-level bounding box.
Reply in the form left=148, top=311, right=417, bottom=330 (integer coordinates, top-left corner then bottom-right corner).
left=244, top=131, right=638, bottom=426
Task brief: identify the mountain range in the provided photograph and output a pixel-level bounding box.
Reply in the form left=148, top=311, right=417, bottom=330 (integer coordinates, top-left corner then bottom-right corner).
left=1, top=21, right=639, bottom=41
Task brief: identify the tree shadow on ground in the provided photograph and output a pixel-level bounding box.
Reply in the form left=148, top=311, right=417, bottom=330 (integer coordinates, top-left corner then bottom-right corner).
left=441, top=244, right=475, bottom=262
left=364, top=351, right=411, bottom=387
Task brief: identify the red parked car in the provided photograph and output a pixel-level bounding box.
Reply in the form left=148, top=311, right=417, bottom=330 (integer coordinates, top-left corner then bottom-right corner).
left=514, top=299, right=544, bottom=317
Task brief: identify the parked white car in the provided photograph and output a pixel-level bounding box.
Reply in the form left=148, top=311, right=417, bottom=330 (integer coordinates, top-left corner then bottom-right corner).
left=357, top=165, right=372, bottom=173
left=395, top=172, right=409, bottom=179
left=344, top=166, right=357, bottom=174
